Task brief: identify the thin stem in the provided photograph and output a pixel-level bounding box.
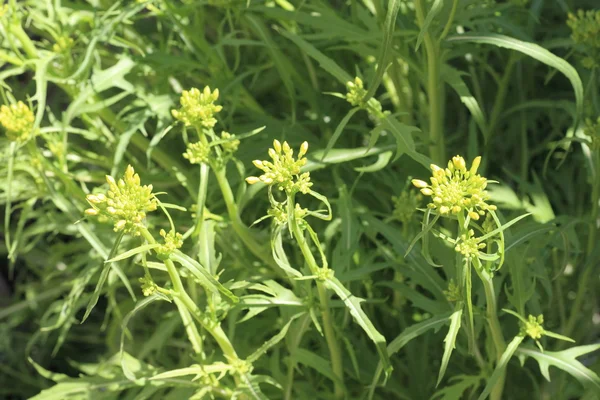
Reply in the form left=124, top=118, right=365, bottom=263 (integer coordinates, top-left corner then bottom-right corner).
left=289, top=196, right=344, bottom=399
left=439, top=0, right=459, bottom=41
left=415, top=0, right=444, bottom=164
left=10, top=21, right=38, bottom=59
left=192, top=162, right=210, bottom=239
left=484, top=55, right=517, bottom=165
left=475, top=260, right=506, bottom=400
left=587, top=153, right=600, bottom=255
left=213, top=167, right=279, bottom=271
left=4, top=142, right=16, bottom=259
left=139, top=228, right=238, bottom=361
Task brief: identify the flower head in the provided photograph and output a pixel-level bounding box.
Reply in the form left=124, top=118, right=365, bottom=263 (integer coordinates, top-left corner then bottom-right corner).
left=183, top=141, right=211, bottom=164
left=246, top=140, right=312, bottom=194
left=220, top=131, right=240, bottom=154
left=346, top=77, right=367, bottom=107
left=267, top=202, right=308, bottom=226
left=412, top=156, right=496, bottom=219
left=443, top=279, right=461, bottom=302
left=522, top=314, right=544, bottom=340
left=454, top=229, right=486, bottom=258
left=392, top=190, right=422, bottom=225
left=345, top=76, right=384, bottom=117
left=85, top=165, right=157, bottom=235
left=156, top=229, right=184, bottom=260
left=0, top=101, right=35, bottom=142
left=567, top=10, right=600, bottom=68
left=567, top=10, right=600, bottom=49
left=171, top=86, right=223, bottom=129
left=139, top=275, right=158, bottom=296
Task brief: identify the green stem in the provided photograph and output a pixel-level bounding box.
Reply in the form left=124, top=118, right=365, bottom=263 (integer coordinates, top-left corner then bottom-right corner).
left=289, top=195, right=344, bottom=399
left=485, top=55, right=517, bottom=162
left=139, top=228, right=238, bottom=361
left=439, top=0, right=459, bottom=41
left=561, top=153, right=600, bottom=344
left=213, top=167, right=278, bottom=271
left=4, top=142, right=16, bottom=260
left=192, top=163, right=210, bottom=239
left=10, top=21, right=38, bottom=59
left=587, top=153, right=600, bottom=255
left=415, top=0, right=444, bottom=164
left=475, top=260, right=506, bottom=400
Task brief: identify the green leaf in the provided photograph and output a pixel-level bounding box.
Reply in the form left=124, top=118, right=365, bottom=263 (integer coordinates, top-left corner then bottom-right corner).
left=120, top=294, right=166, bottom=380
left=245, top=14, right=296, bottom=122
left=365, top=0, right=400, bottom=101
left=149, top=362, right=232, bottom=380
left=432, top=375, right=483, bottom=400
left=81, top=232, right=126, bottom=323
left=247, top=313, right=302, bottom=363
left=294, top=348, right=341, bottom=385
left=278, top=29, right=352, bottom=84
left=516, top=345, right=600, bottom=393
left=271, top=225, right=303, bottom=278
left=107, top=243, right=160, bottom=263
left=437, top=306, right=463, bottom=386
left=446, top=33, right=583, bottom=126
left=325, top=276, right=392, bottom=376
left=478, top=335, right=525, bottom=400
left=171, top=252, right=239, bottom=304
left=442, top=66, right=488, bottom=139
left=415, top=0, right=443, bottom=51
left=369, top=312, right=452, bottom=399
left=321, top=107, right=360, bottom=161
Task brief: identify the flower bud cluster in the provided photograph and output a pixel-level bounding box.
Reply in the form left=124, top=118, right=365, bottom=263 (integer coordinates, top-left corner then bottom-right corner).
left=443, top=279, right=461, bottom=302
left=454, top=229, right=486, bottom=258
left=171, top=86, right=223, bottom=129
left=156, top=229, right=184, bottom=260
left=0, top=101, right=35, bottom=143
left=522, top=314, right=544, bottom=340
left=220, top=131, right=240, bottom=154
left=267, top=202, right=308, bottom=226
left=567, top=10, right=600, bottom=69
left=412, top=156, right=496, bottom=220
left=246, top=140, right=312, bottom=194
left=392, top=190, right=422, bottom=225
left=183, top=141, right=211, bottom=164
left=85, top=165, right=157, bottom=235
left=139, top=275, right=158, bottom=296
left=345, top=77, right=384, bottom=117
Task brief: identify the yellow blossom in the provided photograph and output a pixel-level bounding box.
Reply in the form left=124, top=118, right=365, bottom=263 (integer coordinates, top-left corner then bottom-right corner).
left=85, top=165, right=157, bottom=235
left=171, top=86, right=223, bottom=129
left=0, top=101, right=35, bottom=142
left=246, top=140, right=312, bottom=194
left=412, top=155, right=496, bottom=219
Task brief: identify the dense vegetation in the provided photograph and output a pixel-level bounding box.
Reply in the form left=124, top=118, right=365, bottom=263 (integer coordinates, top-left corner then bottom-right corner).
left=1, top=0, right=599, bottom=399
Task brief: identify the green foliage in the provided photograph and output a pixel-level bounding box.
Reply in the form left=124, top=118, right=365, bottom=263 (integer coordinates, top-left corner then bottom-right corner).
left=1, top=0, right=599, bottom=399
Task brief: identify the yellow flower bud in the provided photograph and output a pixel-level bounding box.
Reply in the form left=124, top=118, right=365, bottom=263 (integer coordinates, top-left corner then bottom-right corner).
left=246, top=176, right=260, bottom=185
left=470, top=156, right=482, bottom=175
left=299, top=141, right=309, bottom=158
left=412, top=179, right=428, bottom=188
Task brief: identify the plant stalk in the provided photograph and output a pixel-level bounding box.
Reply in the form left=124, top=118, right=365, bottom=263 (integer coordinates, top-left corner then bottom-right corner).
left=139, top=228, right=238, bottom=361
left=415, top=0, right=445, bottom=164
left=213, top=168, right=279, bottom=271
left=475, top=259, right=506, bottom=400
left=289, top=196, right=344, bottom=399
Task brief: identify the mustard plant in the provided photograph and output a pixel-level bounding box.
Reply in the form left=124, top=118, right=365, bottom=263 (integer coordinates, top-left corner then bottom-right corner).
left=1, top=1, right=600, bottom=400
